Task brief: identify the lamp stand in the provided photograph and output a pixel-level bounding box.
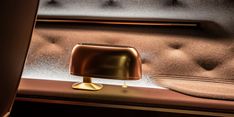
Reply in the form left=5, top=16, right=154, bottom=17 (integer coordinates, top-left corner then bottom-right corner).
left=72, top=77, right=103, bottom=91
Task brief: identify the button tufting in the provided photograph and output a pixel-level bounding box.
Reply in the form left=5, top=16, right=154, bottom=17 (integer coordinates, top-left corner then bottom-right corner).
left=46, top=36, right=58, bottom=44
left=48, top=0, right=57, bottom=4
left=169, top=43, right=182, bottom=49
left=23, top=24, right=234, bottom=93
left=197, top=59, right=221, bottom=71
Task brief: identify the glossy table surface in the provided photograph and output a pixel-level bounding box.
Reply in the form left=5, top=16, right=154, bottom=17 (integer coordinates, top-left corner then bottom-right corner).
left=17, top=78, right=234, bottom=116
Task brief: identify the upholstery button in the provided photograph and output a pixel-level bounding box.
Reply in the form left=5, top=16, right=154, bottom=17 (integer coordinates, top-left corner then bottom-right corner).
left=169, top=43, right=182, bottom=49
left=46, top=36, right=58, bottom=44
left=48, top=0, right=57, bottom=4
left=197, top=59, right=221, bottom=71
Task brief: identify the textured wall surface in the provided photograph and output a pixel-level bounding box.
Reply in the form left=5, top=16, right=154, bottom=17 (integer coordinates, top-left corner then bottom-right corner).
left=22, top=0, right=234, bottom=93
left=22, top=23, right=234, bottom=90
left=38, top=0, right=234, bottom=34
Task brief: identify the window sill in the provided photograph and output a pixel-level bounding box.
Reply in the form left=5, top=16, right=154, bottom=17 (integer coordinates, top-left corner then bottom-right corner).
left=16, top=79, right=234, bottom=116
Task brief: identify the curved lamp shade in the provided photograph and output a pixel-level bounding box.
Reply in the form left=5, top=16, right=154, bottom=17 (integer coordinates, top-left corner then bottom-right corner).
left=69, top=43, right=142, bottom=90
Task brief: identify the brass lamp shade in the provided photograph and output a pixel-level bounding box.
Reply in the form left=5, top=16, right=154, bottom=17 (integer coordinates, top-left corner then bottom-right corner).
left=69, top=43, right=142, bottom=91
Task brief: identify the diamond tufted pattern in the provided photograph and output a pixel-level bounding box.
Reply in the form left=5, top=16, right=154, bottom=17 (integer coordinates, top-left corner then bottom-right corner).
left=23, top=23, right=234, bottom=99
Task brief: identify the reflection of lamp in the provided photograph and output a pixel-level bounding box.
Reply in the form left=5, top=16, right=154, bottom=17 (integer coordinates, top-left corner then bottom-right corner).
left=69, top=43, right=142, bottom=91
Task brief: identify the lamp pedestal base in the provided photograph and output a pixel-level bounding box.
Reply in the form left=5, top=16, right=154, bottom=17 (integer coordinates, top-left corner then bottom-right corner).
left=72, top=77, right=103, bottom=91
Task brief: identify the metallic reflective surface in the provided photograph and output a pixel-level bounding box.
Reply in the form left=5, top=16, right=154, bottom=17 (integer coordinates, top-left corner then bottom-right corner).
left=70, top=43, right=142, bottom=80
left=72, top=77, right=103, bottom=91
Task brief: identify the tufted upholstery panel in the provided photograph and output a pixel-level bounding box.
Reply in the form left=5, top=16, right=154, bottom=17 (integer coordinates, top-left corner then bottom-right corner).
left=38, top=0, right=234, bottom=35
left=23, top=22, right=234, bottom=100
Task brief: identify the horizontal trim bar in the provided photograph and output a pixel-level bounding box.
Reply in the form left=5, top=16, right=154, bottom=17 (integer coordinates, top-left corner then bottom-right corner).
left=16, top=97, right=234, bottom=117
left=36, top=19, right=198, bottom=27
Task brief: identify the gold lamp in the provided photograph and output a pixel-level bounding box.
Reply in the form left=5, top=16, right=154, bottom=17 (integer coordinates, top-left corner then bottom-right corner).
left=69, top=43, right=142, bottom=91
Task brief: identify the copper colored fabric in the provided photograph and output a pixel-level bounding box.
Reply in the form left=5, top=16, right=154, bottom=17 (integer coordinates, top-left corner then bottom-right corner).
left=24, top=23, right=234, bottom=100
left=156, top=76, right=234, bottom=100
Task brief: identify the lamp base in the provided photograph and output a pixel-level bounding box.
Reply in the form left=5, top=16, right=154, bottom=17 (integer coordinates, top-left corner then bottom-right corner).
left=72, top=82, right=103, bottom=91
left=72, top=77, right=103, bottom=91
